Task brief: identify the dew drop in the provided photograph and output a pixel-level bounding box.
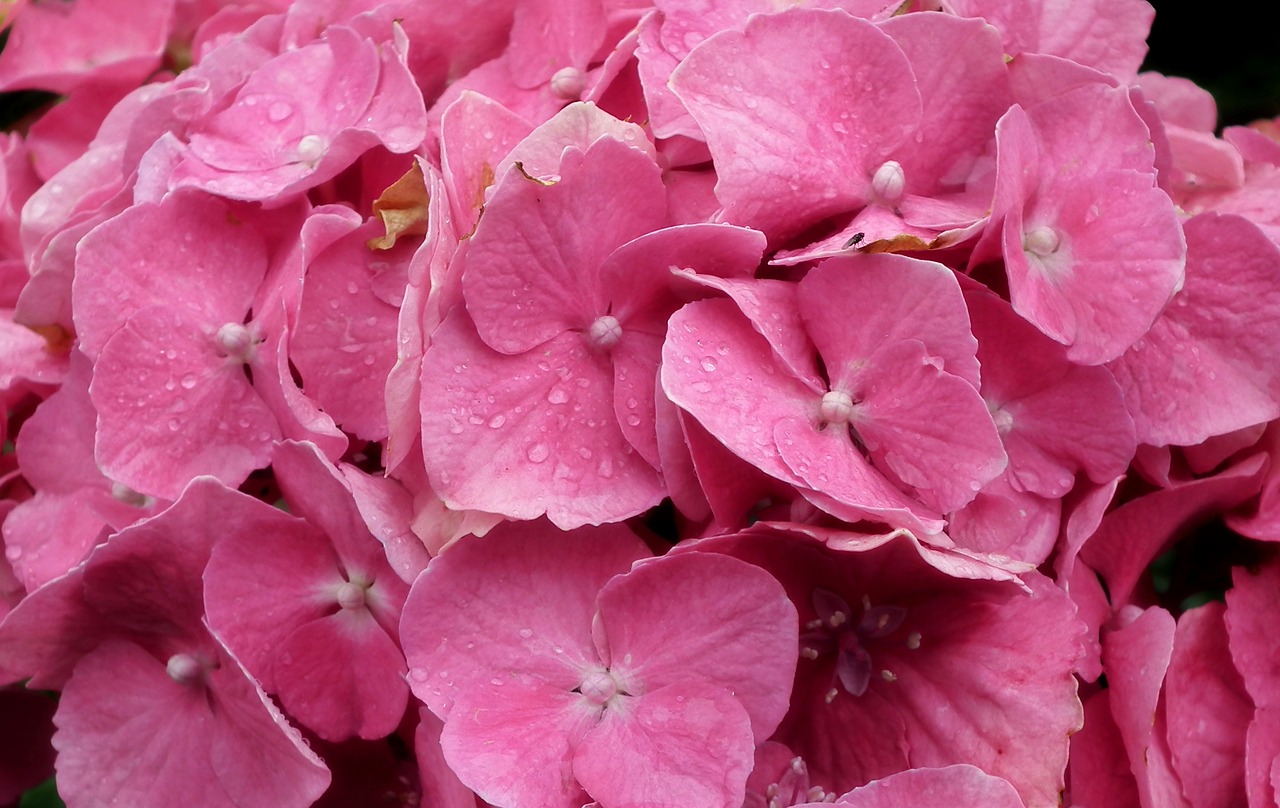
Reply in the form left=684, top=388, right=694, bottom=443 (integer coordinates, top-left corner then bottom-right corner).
left=267, top=101, right=292, bottom=122
left=527, top=443, right=550, bottom=463
left=518, top=628, right=533, bottom=639
left=488, top=414, right=506, bottom=429
left=547, top=388, right=569, bottom=404
left=700, top=357, right=717, bottom=372
left=180, top=373, right=198, bottom=390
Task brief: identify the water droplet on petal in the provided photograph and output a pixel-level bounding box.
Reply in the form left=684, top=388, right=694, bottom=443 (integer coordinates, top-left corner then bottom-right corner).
left=527, top=443, right=550, bottom=463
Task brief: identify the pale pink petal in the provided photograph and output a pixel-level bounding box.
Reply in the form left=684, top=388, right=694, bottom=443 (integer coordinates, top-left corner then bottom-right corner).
left=831, top=765, right=1026, bottom=808
left=574, top=682, right=756, bottom=808
left=399, top=521, right=649, bottom=717
left=53, top=640, right=329, bottom=808
left=441, top=681, right=596, bottom=808
left=1109, top=213, right=1280, bottom=447
left=596, top=551, right=797, bottom=740
left=419, top=313, right=664, bottom=528
left=670, top=9, right=920, bottom=243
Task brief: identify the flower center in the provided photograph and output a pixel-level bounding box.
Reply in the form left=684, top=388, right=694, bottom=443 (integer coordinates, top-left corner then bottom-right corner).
left=550, top=66, right=586, bottom=100
left=800, top=589, right=915, bottom=701
left=1023, top=225, right=1060, bottom=256
left=295, top=134, right=327, bottom=164
left=870, top=160, right=905, bottom=207
left=336, top=581, right=367, bottom=611
left=166, top=652, right=207, bottom=686
left=214, top=322, right=255, bottom=363
left=578, top=669, right=620, bottom=706
left=585, top=315, right=622, bottom=351
left=762, top=756, right=836, bottom=808
left=819, top=390, right=855, bottom=425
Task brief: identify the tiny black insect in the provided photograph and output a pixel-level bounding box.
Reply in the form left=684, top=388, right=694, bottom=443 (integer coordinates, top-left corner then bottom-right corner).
left=842, top=232, right=865, bottom=249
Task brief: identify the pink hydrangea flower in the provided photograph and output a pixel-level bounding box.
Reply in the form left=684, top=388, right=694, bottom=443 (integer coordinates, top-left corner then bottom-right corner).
left=399, top=521, right=798, bottom=808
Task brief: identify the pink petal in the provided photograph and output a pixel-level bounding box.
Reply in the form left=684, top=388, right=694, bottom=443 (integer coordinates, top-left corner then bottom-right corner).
left=573, top=682, right=756, bottom=808
left=89, top=305, right=279, bottom=500
left=292, top=217, right=409, bottom=441
left=1109, top=213, right=1280, bottom=446
left=832, top=765, right=1026, bottom=808
left=53, top=640, right=328, bottom=808
left=399, top=521, right=649, bottom=718
left=203, top=528, right=339, bottom=692
left=993, top=87, right=1184, bottom=364
left=271, top=611, right=408, bottom=741
left=840, top=340, right=1005, bottom=514
left=596, top=551, right=797, bottom=740
left=670, top=9, right=920, bottom=243
left=420, top=313, right=664, bottom=528
left=72, top=191, right=267, bottom=360
left=1166, top=603, right=1251, bottom=808
left=663, top=298, right=819, bottom=486
left=441, top=681, right=596, bottom=808
left=799, top=255, right=981, bottom=390
left=463, top=136, right=666, bottom=356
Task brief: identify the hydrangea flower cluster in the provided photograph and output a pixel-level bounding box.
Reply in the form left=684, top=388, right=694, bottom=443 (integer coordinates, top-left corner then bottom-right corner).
left=1, top=0, right=1278, bottom=806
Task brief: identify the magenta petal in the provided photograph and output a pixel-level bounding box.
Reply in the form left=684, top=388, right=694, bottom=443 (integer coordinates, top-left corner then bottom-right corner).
left=1103, top=607, right=1180, bottom=808
left=53, top=640, right=328, bottom=808
left=399, top=521, right=649, bottom=718
left=574, top=683, right=756, bottom=808
left=596, top=552, right=797, bottom=740
left=833, top=765, right=1026, bottom=808
left=1225, top=558, right=1280, bottom=710
left=441, top=681, right=596, bottom=808
left=1166, top=603, right=1251, bottom=808
left=272, top=611, right=408, bottom=741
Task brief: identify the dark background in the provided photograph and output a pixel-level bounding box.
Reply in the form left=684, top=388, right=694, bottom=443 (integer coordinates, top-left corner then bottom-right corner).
left=1143, top=0, right=1280, bottom=127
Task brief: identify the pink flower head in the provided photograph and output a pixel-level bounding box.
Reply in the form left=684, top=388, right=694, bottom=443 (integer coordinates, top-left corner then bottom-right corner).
left=419, top=132, right=764, bottom=528
left=399, top=521, right=798, bottom=808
